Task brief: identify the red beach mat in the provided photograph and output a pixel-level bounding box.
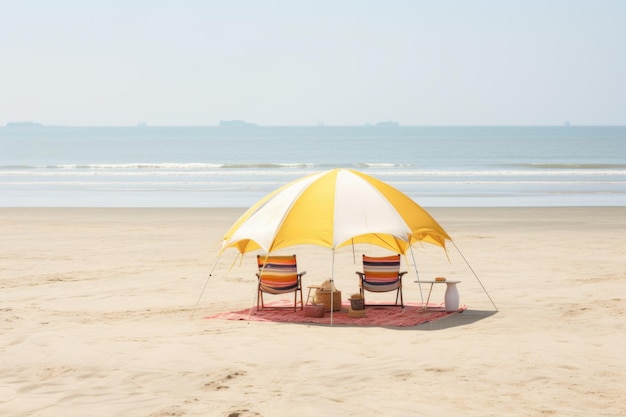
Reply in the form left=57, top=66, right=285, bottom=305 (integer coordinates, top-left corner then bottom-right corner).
left=205, top=301, right=466, bottom=327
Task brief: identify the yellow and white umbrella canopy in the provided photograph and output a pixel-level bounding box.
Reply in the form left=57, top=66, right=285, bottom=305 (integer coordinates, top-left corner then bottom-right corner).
left=221, top=168, right=451, bottom=254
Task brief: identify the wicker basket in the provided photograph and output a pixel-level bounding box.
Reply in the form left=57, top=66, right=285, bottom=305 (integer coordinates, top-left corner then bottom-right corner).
left=349, top=298, right=364, bottom=310
left=314, top=290, right=342, bottom=312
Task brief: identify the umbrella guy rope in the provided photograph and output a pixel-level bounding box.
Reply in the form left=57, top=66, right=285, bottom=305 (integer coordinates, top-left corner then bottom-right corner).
left=451, top=240, right=499, bottom=312
left=190, top=260, right=219, bottom=318
left=191, top=236, right=236, bottom=318
left=190, top=252, right=240, bottom=319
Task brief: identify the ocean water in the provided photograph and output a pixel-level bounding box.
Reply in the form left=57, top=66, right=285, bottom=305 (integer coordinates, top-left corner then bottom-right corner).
left=1, top=126, right=625, bottom=208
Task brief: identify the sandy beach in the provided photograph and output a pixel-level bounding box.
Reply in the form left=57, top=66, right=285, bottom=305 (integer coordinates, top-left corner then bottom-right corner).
left=1, top=207, right=624, bottom=417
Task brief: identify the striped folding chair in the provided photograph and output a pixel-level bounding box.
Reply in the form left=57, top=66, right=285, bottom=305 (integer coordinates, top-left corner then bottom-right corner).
left=356, top=254, right=407, bottom=307
left=256, top=254, right=306, bottom=311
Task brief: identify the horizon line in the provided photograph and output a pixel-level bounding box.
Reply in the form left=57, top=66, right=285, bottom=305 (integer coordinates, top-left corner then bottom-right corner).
left=4, top=123, right=626, bottom=128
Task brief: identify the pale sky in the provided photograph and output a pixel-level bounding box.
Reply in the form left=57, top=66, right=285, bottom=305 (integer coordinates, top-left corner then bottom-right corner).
left=1, top=0, right=625, bottom=126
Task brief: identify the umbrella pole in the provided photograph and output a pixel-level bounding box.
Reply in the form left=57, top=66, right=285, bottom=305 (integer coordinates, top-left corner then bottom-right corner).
left=247, top=285, right=259, bottom=321
left=450, top=240, right=499, bottom=311
left=330, top=249, right=336, bottom=326
left=408, top=246, right=424, bottom=306
left=351, top=239, right=356, bottom=264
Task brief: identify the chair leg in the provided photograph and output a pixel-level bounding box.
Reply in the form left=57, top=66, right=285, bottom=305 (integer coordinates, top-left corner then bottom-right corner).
left=394, top=287, right=404, bottom=307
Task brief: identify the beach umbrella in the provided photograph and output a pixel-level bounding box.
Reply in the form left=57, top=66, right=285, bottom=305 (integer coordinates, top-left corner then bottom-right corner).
left=221, top=168, right=450, bottom=255
left=192, top=169, right=457, bottom=321
left=195, top=169, right=498, bottom=318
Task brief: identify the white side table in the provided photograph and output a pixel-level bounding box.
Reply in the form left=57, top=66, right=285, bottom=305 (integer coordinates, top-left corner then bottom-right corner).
left=419, top=280, right=461, bottom=312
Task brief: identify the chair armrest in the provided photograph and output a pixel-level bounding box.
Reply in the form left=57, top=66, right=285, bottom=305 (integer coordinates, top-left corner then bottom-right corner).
left=298, top=271, right=307, bottom=277
left=355, top=271, right=365, bottom=278
left=399, top=271, right=408, bottom=278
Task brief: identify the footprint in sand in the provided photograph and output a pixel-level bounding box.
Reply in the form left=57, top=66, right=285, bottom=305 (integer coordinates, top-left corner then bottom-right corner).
left=203, top=370, right=246, bottom=391
left=228, top=410, right=262, bottom=417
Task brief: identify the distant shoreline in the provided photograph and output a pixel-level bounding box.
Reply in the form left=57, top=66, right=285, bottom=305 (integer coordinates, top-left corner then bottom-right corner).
left=5, top=122, right=44, bottom=127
